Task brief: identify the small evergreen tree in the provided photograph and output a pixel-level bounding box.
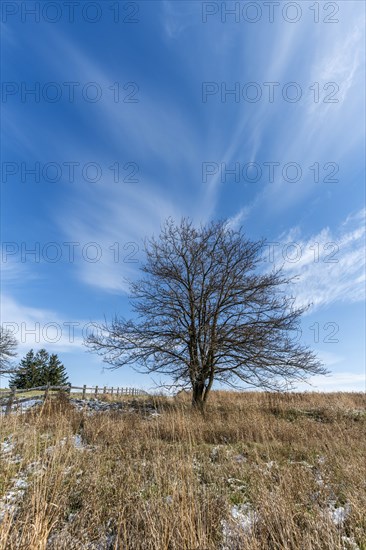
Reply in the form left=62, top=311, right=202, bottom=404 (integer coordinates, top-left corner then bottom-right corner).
left=44, top=354, right=69, bottom=386
left=36, top=349, right=50, bottom=385
left=9, top=349, right=40, bottom=389
left=9, top=349, right=69, bottom=389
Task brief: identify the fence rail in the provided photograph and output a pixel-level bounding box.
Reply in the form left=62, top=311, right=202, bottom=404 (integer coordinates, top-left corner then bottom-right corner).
left=0, top=384, right=148, bottom=415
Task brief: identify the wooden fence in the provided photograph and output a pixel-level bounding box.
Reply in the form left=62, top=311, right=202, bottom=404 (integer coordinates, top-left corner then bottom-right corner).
left=0, top=384, right=148, bottom=415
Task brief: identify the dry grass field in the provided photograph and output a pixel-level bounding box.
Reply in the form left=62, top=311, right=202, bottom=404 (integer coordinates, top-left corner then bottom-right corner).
left=0, top=391, right=365, bottom=549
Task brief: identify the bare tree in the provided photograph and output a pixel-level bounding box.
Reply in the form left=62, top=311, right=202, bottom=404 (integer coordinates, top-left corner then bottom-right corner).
left=0, top=327, right=18, bottom=374
left=85, top=219, right=327, bottom=410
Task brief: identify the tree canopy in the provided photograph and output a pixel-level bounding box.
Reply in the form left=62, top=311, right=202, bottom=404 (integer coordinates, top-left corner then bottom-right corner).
left=85, top=218, right=327, bottom=409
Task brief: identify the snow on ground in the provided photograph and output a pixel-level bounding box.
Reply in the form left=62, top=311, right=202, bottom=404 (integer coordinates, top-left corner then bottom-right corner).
left=0, top=478, right=29, bottom=523
left=221, top=503, right=258, bottom=548
left=0, top=431, right=95, bottom=523
left=328, top=501, right=351, bottom=527
left=0, top=435, right=48, bottom=523
left=1, top=397, right=159, bottom=417
left=1, top=436, right=15, bottom=454
left=0, top=399, right=43, bottom=416
left=341, top=536, right=361, bottom=550
left=69, top=398, right=158, bottom=417
left=220, top=455, right=357, bottom=548
left=44, top=433, right=95, bottom=455
left=0, top=395, right=159, bottom=523
left=0, top=445, right=30, bottom=524
left=46, top=527, right=117, bottom=549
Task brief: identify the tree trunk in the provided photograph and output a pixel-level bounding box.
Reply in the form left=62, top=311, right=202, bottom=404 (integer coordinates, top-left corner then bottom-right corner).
left=203, top=369, right=214, bottom=402
left=192, top=381, right=205, bottom=412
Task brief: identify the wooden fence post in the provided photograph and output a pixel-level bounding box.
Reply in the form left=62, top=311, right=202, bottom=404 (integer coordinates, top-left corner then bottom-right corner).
left=116, top=387, right=119, bottom=396
left=103, top=386, right=107, bottom=395
left=82, top=385, right=86, bottom=399
left=5, top=387, right=16, bottom=416
left=95, top=386, right=98, bottom=398
left=111, top=387, right=114, bottom=395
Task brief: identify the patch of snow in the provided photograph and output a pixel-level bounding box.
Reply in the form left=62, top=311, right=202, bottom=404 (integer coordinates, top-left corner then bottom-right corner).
left=1, top=437, right=14, bottom=454
left=328, top=501, right=351, bottom=526
left=7, top=455, right=22, bottom=465
left=0, top=476, right=28, bottom=523
left=45, top=434, right=93, bottom=454
left=231, top=504, right=257, bottom=529
left=12, top=478, right=28, bottom=490
left=1, top=437, right=22, bottom=465
left=221, top=503, right=257, bottom=548
left=341, top=535, right=360, bottom=550
left=47, top=528, right=116, bottom=549
left=1, top=399, right=43, bottom=416
left=19, top=399, right=43, bottom=411
left=73, top=434, right=83, bottom=449
left=69, top=398, right=158, bottom=418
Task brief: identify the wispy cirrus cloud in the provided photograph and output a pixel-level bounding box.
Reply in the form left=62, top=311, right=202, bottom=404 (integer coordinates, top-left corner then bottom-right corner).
left=225, top=9, right=365, bottom=222
left=59, top=178, right=182, bottom=293
left=1, top=294, right=90, bottom=354
left=269, top=209, right=366, bottom=311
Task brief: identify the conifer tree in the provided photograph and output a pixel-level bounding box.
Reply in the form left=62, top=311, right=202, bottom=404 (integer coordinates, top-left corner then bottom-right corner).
left=44, top=354, right=69, bottom=386
left=9, top=349, right=40, bottom=389
left=9, top=349, right=69, bottom=389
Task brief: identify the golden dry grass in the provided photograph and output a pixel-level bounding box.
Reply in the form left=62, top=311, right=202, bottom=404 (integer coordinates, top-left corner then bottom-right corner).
left=0, top=391, right=365, bottom=549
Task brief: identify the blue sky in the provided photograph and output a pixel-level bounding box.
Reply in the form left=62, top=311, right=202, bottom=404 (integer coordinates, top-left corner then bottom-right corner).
left=1, top=1, right=365, bottom=392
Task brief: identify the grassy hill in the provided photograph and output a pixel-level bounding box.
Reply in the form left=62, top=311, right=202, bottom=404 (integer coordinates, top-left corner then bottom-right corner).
left=1, top=391, right=365, bottom=549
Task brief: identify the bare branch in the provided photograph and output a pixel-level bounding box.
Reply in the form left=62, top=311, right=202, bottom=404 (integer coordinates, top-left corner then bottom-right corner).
left=0, top=327, right=18, bottom=374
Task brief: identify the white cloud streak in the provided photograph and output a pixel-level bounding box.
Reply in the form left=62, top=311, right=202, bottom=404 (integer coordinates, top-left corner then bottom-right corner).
left=268, top=209, right=366, bottom=311
left=1, top=295, right=90, bottom=354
